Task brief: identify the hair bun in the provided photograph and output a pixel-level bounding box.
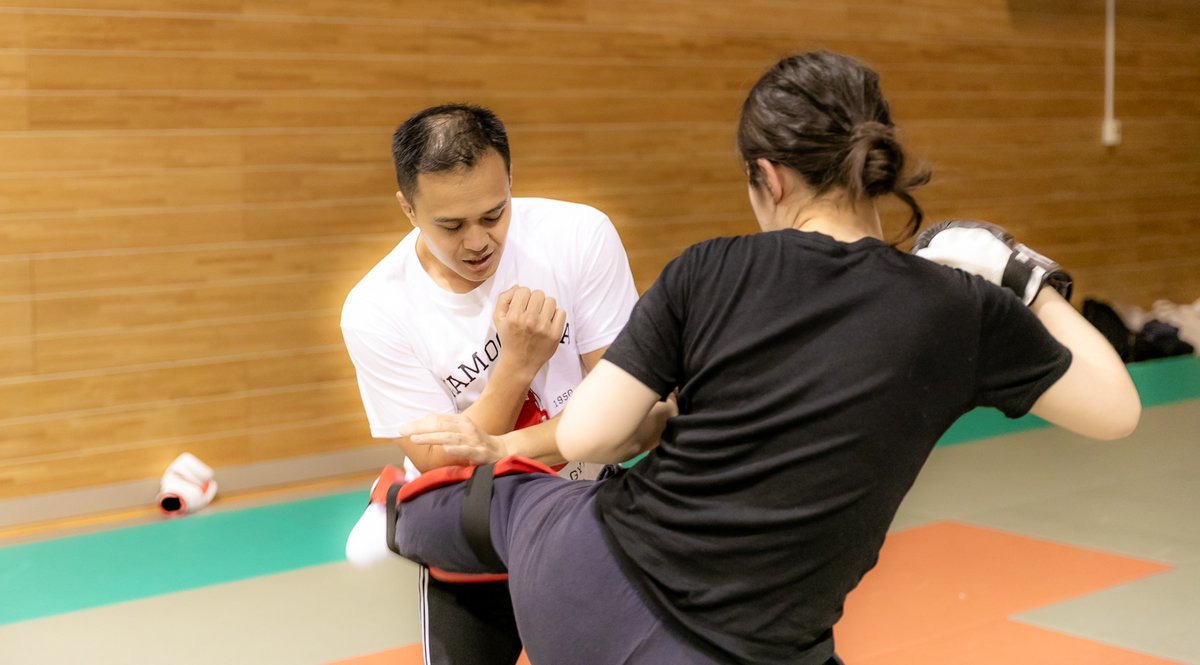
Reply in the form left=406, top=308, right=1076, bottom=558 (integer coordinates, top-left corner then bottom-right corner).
left=850, top=121, right=901, bottom=197
left=737, top=51, right=931, bottom=239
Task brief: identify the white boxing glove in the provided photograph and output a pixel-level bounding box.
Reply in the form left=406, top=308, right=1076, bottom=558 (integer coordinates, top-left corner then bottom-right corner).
left=912, top=220, right=1072, bottom=306
left=157, top=452, right=217, bottom=515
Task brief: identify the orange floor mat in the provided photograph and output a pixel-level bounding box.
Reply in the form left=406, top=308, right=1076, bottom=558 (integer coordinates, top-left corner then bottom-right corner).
left=329, top=521, right=1177, bottom=665
left=836, top=521, right=1178, bottom=664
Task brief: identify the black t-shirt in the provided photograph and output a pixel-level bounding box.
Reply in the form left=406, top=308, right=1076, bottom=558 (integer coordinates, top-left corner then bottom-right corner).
left=596, top=230, right=1071, bottom=665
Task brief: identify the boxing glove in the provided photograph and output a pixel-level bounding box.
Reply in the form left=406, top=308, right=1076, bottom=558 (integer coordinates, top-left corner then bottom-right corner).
left=912, top=220, right=1072, bottom=306
left=157, top=452, right=217, bottom=515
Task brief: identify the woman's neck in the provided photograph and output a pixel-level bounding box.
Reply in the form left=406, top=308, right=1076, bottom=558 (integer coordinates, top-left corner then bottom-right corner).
left=772, top=192, right=883, bottom=243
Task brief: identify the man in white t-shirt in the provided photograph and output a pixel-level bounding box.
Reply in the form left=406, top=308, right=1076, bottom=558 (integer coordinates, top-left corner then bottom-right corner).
left=340, top=104, right=640, bottom=665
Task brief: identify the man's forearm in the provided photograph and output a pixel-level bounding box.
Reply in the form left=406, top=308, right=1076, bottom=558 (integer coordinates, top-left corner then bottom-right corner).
left=394, top=434, right=470, bottom=473
left=462, top=359, right=538, bottom=435
left=402, top=361, right=538, bottom=473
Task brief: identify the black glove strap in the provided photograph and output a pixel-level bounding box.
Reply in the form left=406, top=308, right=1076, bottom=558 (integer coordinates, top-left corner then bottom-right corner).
left=1045, top=271, right=1074, bottom=302
left=1011, top=244, right=1074, bottom=304
left=1002, top=255, right=1035, bottom=300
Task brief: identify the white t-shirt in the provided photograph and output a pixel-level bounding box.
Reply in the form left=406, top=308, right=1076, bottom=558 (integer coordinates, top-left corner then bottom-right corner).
left=341, top=197, right=639, bottom=481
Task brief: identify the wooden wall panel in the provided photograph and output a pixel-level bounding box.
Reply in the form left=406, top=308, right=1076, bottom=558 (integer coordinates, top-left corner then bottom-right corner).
left=0, top=0, right=244, bottom=11
left=0, top=134, right=241, bottom=172
left=0, top=437, right=242, bottom=498
left=0, top=169, right=243, bottom=214
left=0, top=12, right=25, bottom=101
left=0, top=339, right=34, bottom=378
left=0, top=259, right=30, bottom=297
left=26, top=53, right=429, bottom=91
left=0, top=257, right=32, bottom=378
left=1, top=204, right=399, bottom=255
left=33, top=273, right=361, bottom=334
left=24, top=92, right=426, bottom=130
left=0, top=398, right=250, bottom=460
left=0, top=210, right=246, bottom=255
left=34, top=312, right=344, bottom=373
left=0, top=362, right=249, bottom=421
left=241, top=131, right=388, bottom=167
left=247, top=381, right=364, bottom=427
left=0, top=12, right=23, bottom=45
left=242, top=202, right=401, bottom=240
left=0, top=346, right=353, bottom=421
left=0, top=413, right=376, bottom=497
left=243, top=166, right=391, bottom=203
left=29, top=238, right=390, bottom=293
left=245, top=346, right=357, bottom=388
left=0, top=381, right=363, bottom=463
left=21, top=13, right=427, bottom=55
left=0, top=253, right=33, bottom=379
left=0, top=53, right=25, bottom=90
left=0, top=45, right=26, bottom=131
left=0, top=300, right=30, bottom=339
left=238, top=0, right=589, bottom=23
left=0, top=0, right=1197, bottom=510
left=247, top=418, right=373, bottom=460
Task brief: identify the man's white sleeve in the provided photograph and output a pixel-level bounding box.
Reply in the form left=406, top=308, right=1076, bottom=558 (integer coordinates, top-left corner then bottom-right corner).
left=341, top=325, right=455, bottom=439
left=571, top=216, right=640, bottom=354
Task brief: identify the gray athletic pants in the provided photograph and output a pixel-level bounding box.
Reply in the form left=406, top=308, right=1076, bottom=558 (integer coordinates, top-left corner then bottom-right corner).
left=393, top=472, right=843, bottom=665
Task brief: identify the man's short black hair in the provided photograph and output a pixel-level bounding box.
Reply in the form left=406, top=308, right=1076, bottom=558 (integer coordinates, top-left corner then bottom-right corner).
left=392, top=104, right=511, bottom=203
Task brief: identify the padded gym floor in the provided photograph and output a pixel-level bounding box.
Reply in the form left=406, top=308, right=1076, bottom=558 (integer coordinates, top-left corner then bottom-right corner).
left=2, top=356, right=1197, bottom=665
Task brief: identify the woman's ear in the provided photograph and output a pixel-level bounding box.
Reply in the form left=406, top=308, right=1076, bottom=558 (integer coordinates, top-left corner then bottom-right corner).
left=756, top=158, right=785, bottom=204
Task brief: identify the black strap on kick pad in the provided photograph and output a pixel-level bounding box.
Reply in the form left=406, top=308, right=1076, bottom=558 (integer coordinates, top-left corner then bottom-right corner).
left=461, top=464, right=505, bottom=572
left=385, top=482, right=404, bottom=556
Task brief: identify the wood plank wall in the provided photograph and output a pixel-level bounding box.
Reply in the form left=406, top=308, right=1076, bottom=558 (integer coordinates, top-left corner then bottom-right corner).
left=1, top=0, right=1197, bottom=504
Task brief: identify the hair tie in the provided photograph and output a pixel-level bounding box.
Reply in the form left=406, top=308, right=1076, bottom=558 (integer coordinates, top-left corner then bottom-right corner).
left=850, top=121, right=891, bottom=143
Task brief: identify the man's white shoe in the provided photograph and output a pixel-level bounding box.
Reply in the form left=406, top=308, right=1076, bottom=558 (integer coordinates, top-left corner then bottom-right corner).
left=345, top=465, right=405, bottom=569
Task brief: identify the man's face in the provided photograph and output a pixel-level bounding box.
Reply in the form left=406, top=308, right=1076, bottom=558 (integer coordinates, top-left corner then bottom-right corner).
left=399, top=149, right=512, bottom=291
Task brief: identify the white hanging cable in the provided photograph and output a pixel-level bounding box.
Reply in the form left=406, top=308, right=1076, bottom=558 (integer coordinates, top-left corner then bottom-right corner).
left=1102, top=0, right=1121, bottom=146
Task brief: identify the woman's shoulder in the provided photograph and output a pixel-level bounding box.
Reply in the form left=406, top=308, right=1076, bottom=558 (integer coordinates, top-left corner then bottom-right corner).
left=677, top=233, right=758, bottom=261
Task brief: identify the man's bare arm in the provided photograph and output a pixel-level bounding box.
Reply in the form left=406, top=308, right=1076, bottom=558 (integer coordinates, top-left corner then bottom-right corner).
left=402, top=343, right=678, bottom=467
left=400, top=286, right=566, bottom=473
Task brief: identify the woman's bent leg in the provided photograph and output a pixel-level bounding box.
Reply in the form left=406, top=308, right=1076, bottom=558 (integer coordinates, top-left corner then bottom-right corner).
left=393, top=471, right=722, bottom=664
left=499, top=480, right=724, bottom=665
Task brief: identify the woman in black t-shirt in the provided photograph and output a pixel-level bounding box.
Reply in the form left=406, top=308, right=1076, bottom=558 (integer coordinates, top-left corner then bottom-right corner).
left=390, top=51, right=1140, bottom=665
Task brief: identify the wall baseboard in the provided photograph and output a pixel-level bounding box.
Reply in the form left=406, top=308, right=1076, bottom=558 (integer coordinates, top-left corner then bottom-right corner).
left=0, top=446, right=400, bottom=530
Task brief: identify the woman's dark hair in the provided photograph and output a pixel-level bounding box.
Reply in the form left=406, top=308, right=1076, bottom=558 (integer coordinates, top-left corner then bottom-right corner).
left=737, top=51, right=931, bottom=240
left=392, top=103, right=511, bottom=204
